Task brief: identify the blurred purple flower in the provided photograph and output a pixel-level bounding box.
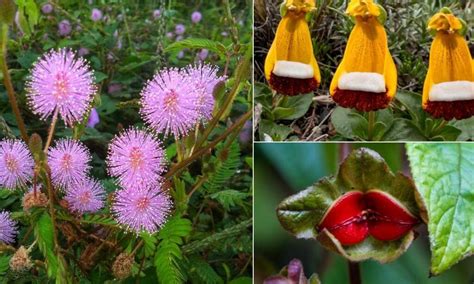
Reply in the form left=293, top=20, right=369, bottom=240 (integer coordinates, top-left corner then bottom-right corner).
left=153, top=9, right=161, bottom=20
left=108, top=83, right=122, bottom=94
left=0, top=211, right=18, bottom=244
left=58, top=20, right=72, bottom=36
left=177, top=50, right=184, bottom=59
left=112, top=186, right=172, bottom=234
left=166, top=32, right=174, bottom=39
left=0, top=140, right=34, bottom=190
left=78, top=47, right=90, bottom=56
left=191, top=11, right=202, bottom=23
left=41, top=3, right=53, bottom=14
left=91, top=8, right=103, bottom=22
left=107, top=129, right=165, bottom=189
left=239, top=120, right=252, bottom=145
left=264, top=259, right=317, bottom=284
left=48, top=139, right=91, bottom=189
left=140, top=68, right=200, bottom=137
left=26, top=49, right=96, bottom=125
left=175, top=24, right=185, bottom=35
left=198, top=49, right=209, bottom=61
left=221, top=31, right=229, bottom=37
left=65, top=178, right=105, bottom=214
left=184, top=64, right=225, bottom=121
left=87, top=108, right=100, bottom=128
left=175, top=35, right=184, bottom=42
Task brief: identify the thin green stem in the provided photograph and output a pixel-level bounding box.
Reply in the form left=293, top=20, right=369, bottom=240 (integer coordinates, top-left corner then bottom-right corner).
left=367, top=111, right=376, bottom=141
left=1, top=24, right=28, bottom=142
left=165, top=110, right=251, bottom=179
left=43, top=108, right=59, bottom=153
left=431, top=120, right=449, bottom=136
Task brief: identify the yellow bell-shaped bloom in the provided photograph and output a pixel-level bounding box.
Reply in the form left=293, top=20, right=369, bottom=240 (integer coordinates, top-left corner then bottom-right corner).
left=264, top=0, right=321, bottom=96
left=423, top=10, right=474, bottom=120
left=329, top=0, right=397, bottom=112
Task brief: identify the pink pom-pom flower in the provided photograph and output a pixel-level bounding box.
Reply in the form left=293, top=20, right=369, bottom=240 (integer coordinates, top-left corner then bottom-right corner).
left=0, top=139, right=34, bottom=190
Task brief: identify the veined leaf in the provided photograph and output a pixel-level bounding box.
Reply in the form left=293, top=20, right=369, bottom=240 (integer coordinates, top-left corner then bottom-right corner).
left=34, top=213, right=59, bottom=278
left=406, top=143, right=474, bottom=275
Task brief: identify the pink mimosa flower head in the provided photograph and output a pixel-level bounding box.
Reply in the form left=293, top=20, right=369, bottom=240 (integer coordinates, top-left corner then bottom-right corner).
left=112, top=186, right=172, bottom=234
left=27, top=49, right=96, bottom=125
left=184, top=64, right=225, bottom=122
left=47, top=139, right=91, bottom=189
left=64, top=178, right=105, bottom=214
left=0, top=211, right=18, bottom=244
left=107, top=128, right=166, bottom=189
left=140, top=68, right=200, bottom=137
left=191, top=11, right=202, bottom=23
left=0, top=139, right=34, bottom=190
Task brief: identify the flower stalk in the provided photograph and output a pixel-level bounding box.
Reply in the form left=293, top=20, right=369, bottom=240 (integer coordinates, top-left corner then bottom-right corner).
left=1, top=24, right=29, bottom=142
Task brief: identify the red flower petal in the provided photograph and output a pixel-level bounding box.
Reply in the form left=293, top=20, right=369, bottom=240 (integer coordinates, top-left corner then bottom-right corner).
left=425, top=100, right=474, bottom=120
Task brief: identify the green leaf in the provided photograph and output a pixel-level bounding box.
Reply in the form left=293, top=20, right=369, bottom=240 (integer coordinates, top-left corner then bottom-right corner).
left=258, top=119, right=292, bottom=141
left=34, top=213, right=59, bottom=278
left=276, top=148, right=419, bottom=263
left=81, top=214, right=117, bottom=226
left=453, top=117, right=474, bottom=140
left=210, top=189, right=250, bottom=210
left=203, top=140, right=241, bottom=194
left=155, top=217, right=192, bottom=284
left=382, top=119, right=426, bottom=141
left=189, top=257, right=223, bottom=284
left=165, top=38, right=227, bottom=58
left=406, top=143, right=474, bottom=275
left=0, top=254, right=10, bottom=278
left=330, top=107, right=367, bottom=140
left=140, top=232, right=157, bottom=257
left=273, top=93, right=313, bottom=120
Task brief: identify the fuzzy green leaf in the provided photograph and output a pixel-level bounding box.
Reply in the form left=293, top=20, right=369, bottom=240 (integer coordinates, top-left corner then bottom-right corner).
left=34, top=213, right=59, bottom=278
left=0, top=255, right=10, bottom=277
left=406, top=143, right=474, bottom=275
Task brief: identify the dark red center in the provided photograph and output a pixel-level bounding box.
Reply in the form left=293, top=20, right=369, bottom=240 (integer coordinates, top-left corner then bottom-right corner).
left=269, top=73, right=318, bottom=96
left=332, top=88, right=391, bottom=112
left=425, top=100, right=474, bottom=121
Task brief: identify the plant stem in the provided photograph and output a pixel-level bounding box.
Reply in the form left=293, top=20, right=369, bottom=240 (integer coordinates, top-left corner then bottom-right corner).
left=367, top=111, right=376, bottom=141
left=431, top=120, right=448, bottom=136
left=0, top=24, right=28, bottom=142
left=44, top=169, right=59, bottom=252
left=43, top=108, right=59, bottom=153
left=194, top=51, right=251, bottom=150
left=165, top=110, right=251, bottom=179
left=348, top=261, right=362, bottom=284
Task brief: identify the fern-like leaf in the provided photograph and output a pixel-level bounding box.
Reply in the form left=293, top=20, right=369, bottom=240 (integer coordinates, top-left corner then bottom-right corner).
left=204, top=141, right=241, bottom=194
left=210, top=189, right=250, bottom=210
left=154, top=217, right=192, bottom=284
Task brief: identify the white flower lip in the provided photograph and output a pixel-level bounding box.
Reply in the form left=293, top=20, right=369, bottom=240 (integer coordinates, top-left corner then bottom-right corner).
left=273, top=60, right=314, bottom=79
left=338, top=72, right=386, bottom=93
left=429, top=81, right=474, bottom=102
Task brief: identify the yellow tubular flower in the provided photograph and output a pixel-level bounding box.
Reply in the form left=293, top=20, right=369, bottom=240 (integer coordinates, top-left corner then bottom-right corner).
left=423, top=9, right=474, bottom=120
left=329, top=0, right=397, bottom=112
left=264, top=0, right=321, bottom=96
